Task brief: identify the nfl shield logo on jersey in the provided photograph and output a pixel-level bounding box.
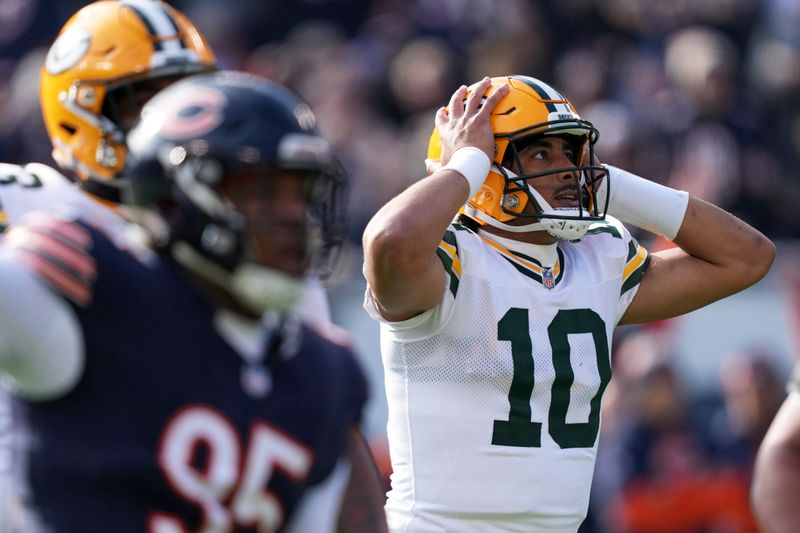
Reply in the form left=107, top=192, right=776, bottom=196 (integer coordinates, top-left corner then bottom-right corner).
left=542, top=267, right=555, bottom=289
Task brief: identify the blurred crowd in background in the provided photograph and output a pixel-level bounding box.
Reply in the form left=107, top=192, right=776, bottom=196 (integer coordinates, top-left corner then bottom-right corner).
left=2, top=0, right=799, bottom=531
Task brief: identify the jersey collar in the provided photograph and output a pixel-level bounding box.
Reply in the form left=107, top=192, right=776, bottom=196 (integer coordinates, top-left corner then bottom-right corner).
left=478, top=231, right=565, bottom=288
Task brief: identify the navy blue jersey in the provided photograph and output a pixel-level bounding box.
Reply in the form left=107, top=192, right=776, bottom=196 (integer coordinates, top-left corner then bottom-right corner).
left=10, top=223, right=367, bottom=532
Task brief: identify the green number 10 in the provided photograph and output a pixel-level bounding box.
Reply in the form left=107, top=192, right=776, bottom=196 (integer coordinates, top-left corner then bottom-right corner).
left=491, top=308, right=611, bottom=449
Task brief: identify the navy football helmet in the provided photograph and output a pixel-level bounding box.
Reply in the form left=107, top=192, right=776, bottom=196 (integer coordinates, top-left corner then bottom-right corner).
left=125, top=71, right=346, bottom=313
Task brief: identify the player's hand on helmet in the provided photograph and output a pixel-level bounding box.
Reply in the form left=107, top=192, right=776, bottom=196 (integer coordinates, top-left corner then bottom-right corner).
left=435, top=77, right=509, bottom=166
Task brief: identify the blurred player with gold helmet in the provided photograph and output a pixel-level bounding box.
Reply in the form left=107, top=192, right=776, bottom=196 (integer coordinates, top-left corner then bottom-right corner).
left=0, top=0, right=215, bottom=234
left=40, top=0, right=215, bottom=197
left=0, top=3, right=215, bottom=530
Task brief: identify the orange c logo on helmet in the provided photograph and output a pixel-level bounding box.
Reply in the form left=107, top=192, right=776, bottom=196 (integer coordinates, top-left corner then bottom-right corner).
left=159, top=86, right=227, bottom=140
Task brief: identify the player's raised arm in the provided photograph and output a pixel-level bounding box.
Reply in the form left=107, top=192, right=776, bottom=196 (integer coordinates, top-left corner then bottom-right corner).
left=362, top=78, right=508, bottom=322
left=601, top=165, right=776, bottom=324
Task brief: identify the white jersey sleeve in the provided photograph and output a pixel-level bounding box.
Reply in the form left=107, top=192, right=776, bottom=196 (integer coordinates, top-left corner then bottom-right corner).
left=0, top=163, right=83, bottom=229
left=364, top=218, right=649, bottom=532
left=0, top=163, right=132, bottom=244
left=0, top=251, right=84, bottom=400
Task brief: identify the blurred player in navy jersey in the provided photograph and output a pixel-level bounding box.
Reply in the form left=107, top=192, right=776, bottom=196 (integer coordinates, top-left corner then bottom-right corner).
left=1, top=0, right=217, bottom=238
left=0, top=71, right=386, bottom=532
left=0, top=2, right=217, bottom=526
left=0, top=3, right=339, bottom=526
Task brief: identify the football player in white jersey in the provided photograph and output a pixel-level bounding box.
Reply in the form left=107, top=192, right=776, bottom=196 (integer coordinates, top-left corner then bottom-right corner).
left=362, top=75, right=776, bottom=532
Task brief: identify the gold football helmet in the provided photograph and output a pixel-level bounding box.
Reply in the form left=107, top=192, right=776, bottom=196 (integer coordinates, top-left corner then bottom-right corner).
left=40, top=0, right=216, bottom=201
left=428, top=75, right=607, bottom=240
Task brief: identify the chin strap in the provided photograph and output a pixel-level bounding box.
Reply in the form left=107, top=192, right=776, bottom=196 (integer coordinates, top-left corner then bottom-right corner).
left=171, top=241, right=306, bottom=315
left=470, top=166, right=595, bottom=240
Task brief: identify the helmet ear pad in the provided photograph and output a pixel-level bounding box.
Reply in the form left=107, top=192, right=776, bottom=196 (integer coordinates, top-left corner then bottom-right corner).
left=428, top=125, right=530, bottom=226
left=461, top=168, right=528, bottom=224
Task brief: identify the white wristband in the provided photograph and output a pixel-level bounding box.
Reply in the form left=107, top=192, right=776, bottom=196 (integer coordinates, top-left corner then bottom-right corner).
left=599, top=165, right=690, bottom=240
left=441, top=147, right=491, bottom=200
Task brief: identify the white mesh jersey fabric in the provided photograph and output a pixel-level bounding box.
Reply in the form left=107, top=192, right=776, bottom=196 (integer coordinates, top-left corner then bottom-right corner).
left=365, top=217, right=648, bottom=533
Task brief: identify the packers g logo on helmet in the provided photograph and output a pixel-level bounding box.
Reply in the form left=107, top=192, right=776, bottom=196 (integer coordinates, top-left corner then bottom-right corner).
left=45, top=27, right=91, bottom=76
left=39, top=0, right=216, bottom=200
left=427, top=75, right=607, bottom=240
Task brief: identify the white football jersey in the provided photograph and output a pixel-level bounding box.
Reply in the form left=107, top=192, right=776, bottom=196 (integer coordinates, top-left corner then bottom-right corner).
left=0, top=162, right=129, bottom=239
left=364, top=217, right=649, bottom=533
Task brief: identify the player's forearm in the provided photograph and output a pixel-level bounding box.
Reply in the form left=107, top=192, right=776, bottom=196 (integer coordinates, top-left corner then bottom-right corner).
left=672, top=197, right=774, bottom=291
left=337, top=429, right=388, bottom=533
left=365, top=78, right=496, bottom=287
left=601, top=165, right=690, bottom=240
left=603, top=164, right=774, bottom=293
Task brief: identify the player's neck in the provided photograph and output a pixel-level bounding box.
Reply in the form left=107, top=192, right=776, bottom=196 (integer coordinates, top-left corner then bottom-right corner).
left=479, top=229, right=559, bottom=267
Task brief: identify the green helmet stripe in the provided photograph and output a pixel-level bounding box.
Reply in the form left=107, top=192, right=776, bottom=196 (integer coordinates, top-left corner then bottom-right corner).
left=512, top=76, right=560, bottom=112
